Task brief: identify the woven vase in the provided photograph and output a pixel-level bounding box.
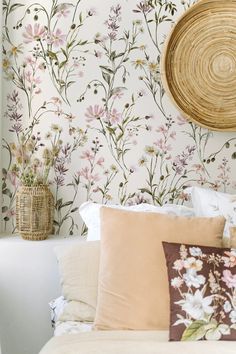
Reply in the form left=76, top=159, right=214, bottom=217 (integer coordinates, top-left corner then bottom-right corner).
left=16, top=185, right=54, bottom=241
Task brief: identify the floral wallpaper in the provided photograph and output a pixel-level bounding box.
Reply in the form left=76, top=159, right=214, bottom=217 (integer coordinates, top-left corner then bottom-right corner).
left=2, top=0, right=236, bottom=235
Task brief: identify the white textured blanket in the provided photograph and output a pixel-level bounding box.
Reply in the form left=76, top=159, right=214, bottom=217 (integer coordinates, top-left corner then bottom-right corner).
left=39, top=331, right=236, bottom=354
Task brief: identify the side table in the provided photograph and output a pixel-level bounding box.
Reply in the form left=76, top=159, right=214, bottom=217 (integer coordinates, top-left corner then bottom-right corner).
left=0, top=235, right=83, bottom=354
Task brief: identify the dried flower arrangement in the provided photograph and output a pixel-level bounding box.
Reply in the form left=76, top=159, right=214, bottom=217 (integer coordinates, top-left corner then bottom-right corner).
left=9, top=133, right=61, bottom=187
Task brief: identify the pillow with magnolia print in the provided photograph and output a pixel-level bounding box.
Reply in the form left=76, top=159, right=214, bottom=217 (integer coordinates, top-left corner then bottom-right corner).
left=186, top=186, right=236, bottom=239
left=163, top=242, right=236, bottom=341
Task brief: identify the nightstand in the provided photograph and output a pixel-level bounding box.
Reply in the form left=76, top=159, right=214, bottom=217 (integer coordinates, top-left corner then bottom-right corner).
left=0, top=235, right=83, bottom=354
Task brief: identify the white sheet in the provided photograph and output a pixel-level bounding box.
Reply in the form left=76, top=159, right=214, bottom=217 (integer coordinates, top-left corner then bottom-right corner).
left=40, top=330, right=236, bottom=354
left=54, top=321, right=93, bottom=336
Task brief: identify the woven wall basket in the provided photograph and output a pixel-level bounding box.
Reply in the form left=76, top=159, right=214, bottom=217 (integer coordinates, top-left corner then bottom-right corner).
left=16, top=186, right=54, bottom=241
left=162, top=0, right=236, bottom=131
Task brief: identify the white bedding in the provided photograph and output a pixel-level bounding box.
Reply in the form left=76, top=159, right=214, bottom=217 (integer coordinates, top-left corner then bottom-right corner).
left=54, top=321, right=93, bottom=336
left=50, top=297, right=94, bottom=336
left=40, top=330, right=236, bottom=354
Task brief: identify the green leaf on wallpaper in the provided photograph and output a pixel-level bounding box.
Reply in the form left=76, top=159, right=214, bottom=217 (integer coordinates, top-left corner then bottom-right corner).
left=155, top=12, right=159, bottom=22
left=116, top=133, right=124, bottom=142
left=61, top=201, right=73, bottom=208
left=2, top=206, right=8, bottom=213
left=67, top=40, right=76, bottom=49
left=47, top=51, right=58, bottom=61
left=59, top=61, right=67, bottom=69
left=77, top=40, right=88, bottom=46
left=181, top=321, right=208, bottom=341
left=55, top=198, right=63, bottom=210
left=232, top=152, right=236, bottom=159
left=106, top=126, right=116, bottom=135
left=9, top=3, right=24, bottom=14
left=3, top=0, right=7, bottom=13
left=114, top=52, right=125, bottom=59
left=61, top=48, right=68, bottom=59
left=139, top=188, right=153, bottom=196
left=2, top=168, right=7, bottom=176
left=71, top=207, right=79, bottom=213
left=130, top=47, right=139, bottom=51
left=2, top=188, right=12, bottom=198
left=110, top=51, right=116, bottom=61
left=100, top=66, right=114, bottom=74
left=102, top=72, right=111, bottom=85
left=67, top=81, right=76, bottom=88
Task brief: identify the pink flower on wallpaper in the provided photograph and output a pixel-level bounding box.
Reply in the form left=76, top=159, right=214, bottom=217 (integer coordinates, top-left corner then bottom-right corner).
left=154, top=138, right=172, bottom=153
left=7, top=171, right=19, bottom=187
left=94, top=50, right=102, bottom=58
left=23, top=24, right=46, bottom=43
left=51, top=97, right=62, bottom=106
left=170, top=131, right=176, bottom=139
left=177, top=115, right=188, bottom=126
left=198, top=175, right=207, bottom=186
left=112, top=88, right=124, bottom=99
left=85, top=105, right=105, bottom=122
left=26, top=72, right=41, bottom=85
left=156, top=125, right=168, bottom=134
left=222, top=270, right=236, bottom=289
left=87, top=7, right=97, bottom=16
left=97, top=157, right=105, bottom=167
left=107, top=108, right=122, bottom=124
left=56, top=4, right=71, bottom=18
left=48, top=29, right=66, bottom=47
left=25, top=55, right=36, bottom=65
left=80, top=150, right=94, bottom=161
left=78, top=167, right=100, bottom=182
left=5, top=208, right=16, bottom=218
left=178, top=191, right=190, bottom=202
left=193, top=164, right=205, bottom=173
left=54, top=107, right=63, bottom=116
left=35, top=88, right=42, bottom=94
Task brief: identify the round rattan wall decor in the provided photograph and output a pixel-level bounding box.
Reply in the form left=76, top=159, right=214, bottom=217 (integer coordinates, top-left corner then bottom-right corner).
left=162, top=0, right=236, bottom=131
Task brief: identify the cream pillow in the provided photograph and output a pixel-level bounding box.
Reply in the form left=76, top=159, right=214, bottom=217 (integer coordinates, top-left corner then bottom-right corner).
left=55, top=241, right=100, bottom=322
left=94, top=208, right=225, bottom=330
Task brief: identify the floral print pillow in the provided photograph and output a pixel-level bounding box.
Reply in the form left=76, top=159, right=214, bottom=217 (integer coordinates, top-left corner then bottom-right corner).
left=163, top=242, right=236, bottom=341
left=187, top=186, right=236, bottom=239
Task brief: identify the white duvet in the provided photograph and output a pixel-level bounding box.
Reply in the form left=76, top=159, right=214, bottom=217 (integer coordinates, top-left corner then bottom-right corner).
left=39, top=330, right=236, bottom=354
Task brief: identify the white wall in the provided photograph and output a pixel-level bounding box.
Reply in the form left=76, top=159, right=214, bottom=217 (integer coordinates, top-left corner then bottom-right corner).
left=0, top=236, right=80, bottom=354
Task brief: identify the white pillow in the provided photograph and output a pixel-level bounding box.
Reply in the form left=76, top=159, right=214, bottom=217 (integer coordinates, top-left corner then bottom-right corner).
left=186, top=186, right=236, bottom=238
left=54, top=241, right=100, bottom=322
left=79, top=202, right=195, bottom=241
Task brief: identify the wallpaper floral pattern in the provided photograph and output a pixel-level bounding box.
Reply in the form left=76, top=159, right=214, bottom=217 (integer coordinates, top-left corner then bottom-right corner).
left=2, top=0, right=236, bottom=235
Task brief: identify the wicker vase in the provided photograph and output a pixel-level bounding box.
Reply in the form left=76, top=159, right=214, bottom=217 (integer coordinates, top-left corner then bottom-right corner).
left=16, top=185, right=54, bottom=241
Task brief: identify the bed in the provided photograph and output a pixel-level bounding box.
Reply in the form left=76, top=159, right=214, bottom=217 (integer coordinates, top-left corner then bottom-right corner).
left=39, top=202, right=236, bottom=353
left=40, top=330, right=236, bottom=354
left=39, top=298, right=236, bottom=354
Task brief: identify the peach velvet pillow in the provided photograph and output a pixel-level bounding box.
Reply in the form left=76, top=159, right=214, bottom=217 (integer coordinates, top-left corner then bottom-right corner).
left=230, top=227, right=236, bottom=248
left=94, top=207, right=225, bottom=330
